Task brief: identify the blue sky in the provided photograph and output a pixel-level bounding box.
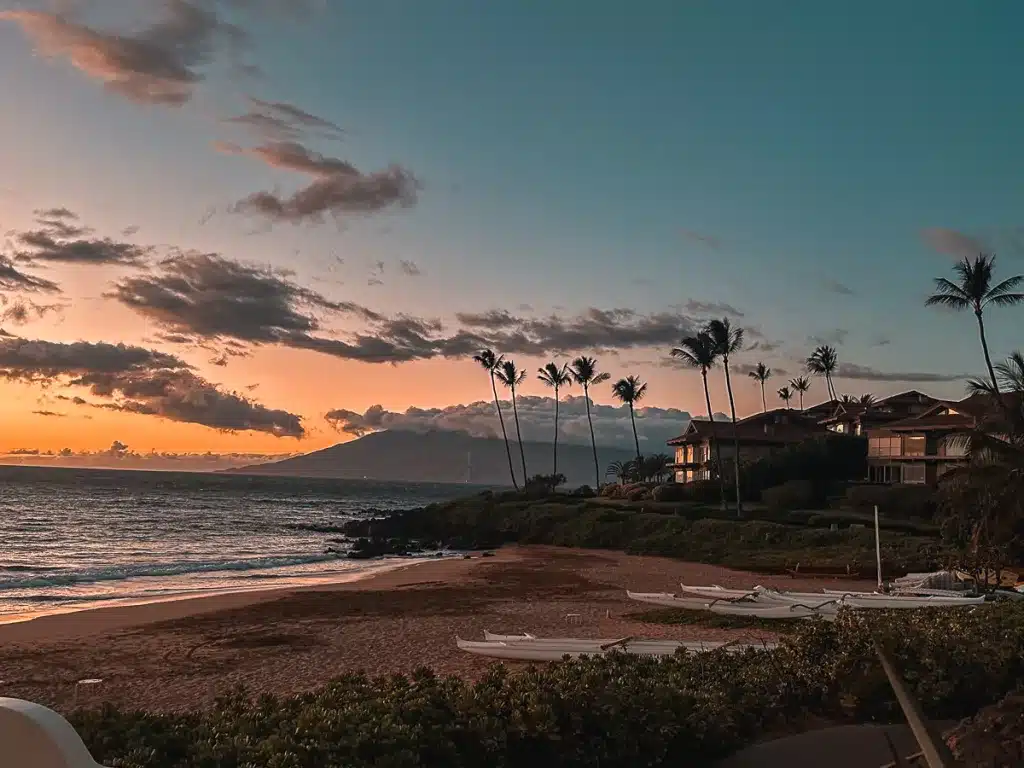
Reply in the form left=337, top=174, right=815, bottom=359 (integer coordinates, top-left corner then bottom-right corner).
left=0, top=0, right=1022, bottom=456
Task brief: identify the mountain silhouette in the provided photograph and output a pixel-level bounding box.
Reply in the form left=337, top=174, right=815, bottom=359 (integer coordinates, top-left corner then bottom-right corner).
left=226, top=429, right=638, bottom=486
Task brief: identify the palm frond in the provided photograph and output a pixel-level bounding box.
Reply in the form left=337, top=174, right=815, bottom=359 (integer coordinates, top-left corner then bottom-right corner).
left=705, top=318, right=744, bottom=356
left=670, top=333, right=716, bottom=370
left=925, top=277, right=972, bottom=308
left=473, top=349, right=501, bottom=371
left=995, top=352, right=1024, bottom=393
left=986, top=292, right=1024, bottom=307
left=789, top=376, right=810, bottom=393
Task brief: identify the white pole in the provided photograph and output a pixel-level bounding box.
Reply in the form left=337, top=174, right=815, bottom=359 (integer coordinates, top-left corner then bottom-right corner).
left=874, top=505, right=883, bottom=590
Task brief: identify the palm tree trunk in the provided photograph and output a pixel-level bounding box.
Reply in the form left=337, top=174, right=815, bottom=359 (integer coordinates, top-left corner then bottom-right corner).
left=491, top=373, right=518, bottom=489
left=552, top=389, right=559, bottom=478
left=798, top=391, right=804, bottom=411
left=701, top=369, right=727, bottom=511
left=629, top=403, right=641, bottom=464
left=722, top=358, right=743, bottom=518
left=975, top=310, right=1001, bottom=395
left=584, top=384, right=600, bottom=488
left=510, top=385, right=528, bottom=481
left=760, top=382, right=766, bottom=412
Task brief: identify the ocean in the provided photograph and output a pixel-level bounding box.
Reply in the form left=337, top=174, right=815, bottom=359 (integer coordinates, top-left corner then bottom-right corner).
left=0, top=466, right=480, bottom=622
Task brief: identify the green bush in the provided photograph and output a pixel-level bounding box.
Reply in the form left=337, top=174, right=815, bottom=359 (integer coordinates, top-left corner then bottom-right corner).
left=760, top=479, right=815, bottom=511
left=651, top=483, right=687, bottom=502
left=71, top=605, right=1024, bottom=768
left=846, top=484, right=936, bottom=520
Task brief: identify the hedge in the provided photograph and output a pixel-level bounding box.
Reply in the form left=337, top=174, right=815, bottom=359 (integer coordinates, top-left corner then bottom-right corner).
left=71, top=604, right=1024, bottom=768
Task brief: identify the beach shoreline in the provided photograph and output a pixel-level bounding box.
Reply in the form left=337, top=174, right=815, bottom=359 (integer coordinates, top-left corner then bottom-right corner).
left=0, top=546, right=876, bottom=713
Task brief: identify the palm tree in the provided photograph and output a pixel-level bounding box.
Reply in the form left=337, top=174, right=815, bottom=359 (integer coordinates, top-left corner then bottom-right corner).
left=671, top=332, right=727, bottom=510
left=926, top=254, right=1024, bottom=395
left=612, top=375, right=648, bottom=464
left=777, top=386, right=793, bottom=408
left=790, top=376, right=811, bottom=410
left=569, top=356, right=611, bottom=488
left=806, top=345, right=839, bottom=401
left=858, top=393, right=876, bottom=407
left=706, top=318, right=745, bottom=517
left=495, top=360, right=528, bottom=483
left=537, top=362, right=572, bottom=480
left=605, top=459, right=634, bottom=484
left=747, top=362, right=772, bottom=412
left=840, top=394, right=856, bottom=405
left=474, top=349, right=518, bottom=489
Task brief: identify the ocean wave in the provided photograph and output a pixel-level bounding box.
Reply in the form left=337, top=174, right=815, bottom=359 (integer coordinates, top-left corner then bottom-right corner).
left=0, top=553, right=348, bottom=590
left=282, top=523, right=351, bottom=534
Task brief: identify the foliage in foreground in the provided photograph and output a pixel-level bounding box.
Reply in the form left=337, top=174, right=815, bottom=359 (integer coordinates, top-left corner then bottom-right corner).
left=345, top=494, right=943, bottom=573
left=72, top=605, right=1024, bottom=768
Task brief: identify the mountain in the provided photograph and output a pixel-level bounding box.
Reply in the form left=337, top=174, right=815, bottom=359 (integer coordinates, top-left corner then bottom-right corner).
left=225, top=430, right=639, bottom=487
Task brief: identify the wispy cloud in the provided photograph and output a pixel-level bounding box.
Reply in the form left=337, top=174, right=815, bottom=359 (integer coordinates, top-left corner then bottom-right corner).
left=225, top=97, right=344, bottom=141
left=837, top=362, right=968, bottom=383
left=679, top=229, right=721, bottom=250
left=9, top=208, right=151, bottom=266
left=920, top=228, right=988, bottom=259
left=822, top=279, right=855, bottom=296
left=398, top=259, right=422, bottom=276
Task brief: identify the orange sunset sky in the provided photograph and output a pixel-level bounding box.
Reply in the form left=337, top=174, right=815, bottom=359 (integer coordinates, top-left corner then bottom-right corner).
left=2, top=1, right=1019, bottom=468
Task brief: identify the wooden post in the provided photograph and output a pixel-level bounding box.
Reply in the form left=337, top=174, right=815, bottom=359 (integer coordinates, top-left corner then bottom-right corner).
left=872, top=639, right=959, bottom=767
left=875, top=505, right=883, bottom=590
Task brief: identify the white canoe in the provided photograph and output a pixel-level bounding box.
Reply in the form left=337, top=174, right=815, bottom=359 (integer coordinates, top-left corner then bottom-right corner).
left=457, top=638, right=775, bottom=661
left=709, top=601, right=839, bottom=619
left=484, top=631, right=536, bottom=641
left=678, top=583, right=760, bottom=599
left=842, top=594, right=984, bottom=609
left=626, top=591, right=714, bottom=610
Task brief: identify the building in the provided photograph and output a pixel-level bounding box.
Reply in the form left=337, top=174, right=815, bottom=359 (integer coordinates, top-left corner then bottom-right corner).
left=818, top=390, right=939, bottom=436
left=667, top=409, right=827, bottom=483
left=863, top=395, right=990, bottom=484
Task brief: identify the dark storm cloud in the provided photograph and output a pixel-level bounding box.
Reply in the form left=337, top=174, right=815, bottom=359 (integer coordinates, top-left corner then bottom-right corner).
left=0, top=1, right=244, bottom=105
left=0, top=336, right=303, bottom=436
left=10, top=209, right=151, bottom=266
left=221, top=140, right=420, bottom=223
left=837, top=362, right=969, bottom=383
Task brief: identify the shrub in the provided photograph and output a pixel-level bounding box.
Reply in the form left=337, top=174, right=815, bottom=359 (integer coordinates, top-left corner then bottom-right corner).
left=652, top=483, right=687, bottom=502
left=760, top=479, right=815, bottom=511
left=846, top=484, right=936, bottom=519
left=71, top=605, right=1024, bottom=768
left=741, top=434, right=867, bottom=500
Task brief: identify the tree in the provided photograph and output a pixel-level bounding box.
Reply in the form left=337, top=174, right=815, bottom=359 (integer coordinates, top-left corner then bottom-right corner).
left=605, top=460, right=634, bottom=484
left=790, top=376, right=811, bottom=411
left=671, top=332, right=727, bottom=511
left=473, top=349, right=518, bottom=489
left=926, top=254, right=1024, bottom=396
left=806, top=345, right=838, bottom=401
left=840, top=394, right=856, bottom=404
left=495, top=360, right=528, bottom=483
left=641, top=453, right=673, bottom=483
left=747, top=362, right=772, bottom=412
left=537, top=362, right=572, bottom=479
left=569, top=356, right=611, bottom=488
left=777, top=386, right=793, bottom=408
left=612, top=374, right=648, bottom=464
left=706, top=318, right=745, bottom=517
left=858, top=393, right=876, bottom=407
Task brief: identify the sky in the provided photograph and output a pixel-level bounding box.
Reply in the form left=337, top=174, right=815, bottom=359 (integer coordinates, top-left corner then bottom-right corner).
left=1, top=0, right=1023, bottom=467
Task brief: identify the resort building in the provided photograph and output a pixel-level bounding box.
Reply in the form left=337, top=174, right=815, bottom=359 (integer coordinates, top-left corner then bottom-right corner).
left=667, top=409, right=826, bottom=484
left=817, top=390, right=939, bottom=436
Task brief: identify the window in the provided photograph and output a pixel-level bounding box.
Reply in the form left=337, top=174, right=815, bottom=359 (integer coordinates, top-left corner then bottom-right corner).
left=869, top=464, right=902, bottom=483
left=903, top=463, right=926, bottom=484
left=675, top=447, right=686, bottom=464
left=903, top=435, right=926, bottom=457
left=868, top=436, right=902, bottom=457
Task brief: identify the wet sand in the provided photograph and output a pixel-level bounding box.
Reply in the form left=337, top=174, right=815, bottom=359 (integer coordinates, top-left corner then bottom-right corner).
left=0, top=546, right=875, bottom=712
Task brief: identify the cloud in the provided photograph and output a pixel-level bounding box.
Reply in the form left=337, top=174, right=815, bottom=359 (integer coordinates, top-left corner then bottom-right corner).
left=0, top=257, right=60, bottom=293
left=0, top=336, right=303, bottom=436
left=822, top=279, right=855, bottom=296
left=325, top=396, right=695, bottom=450
left=735, top=362, right=789, bottom=377
left=921, top=228, right=988, bottom=259
left=679, top=229, right=721, bottom=250
left=837, top=362, right=968, bottom=383
left=110, top=252, right=707, bottom=363
left=0, top=298, right=65, bottom=325
left=31, top=410, right=67, bottom=418
left=398, top=259, right=422, bottom=276
left=225, top=97, right=344, bottom=141
left=808, top=329, right=849, bottom=347
left=9, top=209, right=151, bottom=266
left=222, top=140, right=420, bottom=223
left=0, top=1, right=243, bottom=105
left=681, top=300, right=744, bottom=318
left=0, top=445, right=300, bottom=470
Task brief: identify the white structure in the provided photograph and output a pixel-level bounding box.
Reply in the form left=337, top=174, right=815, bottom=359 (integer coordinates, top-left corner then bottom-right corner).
left=0, top=698, right=108, bottom=768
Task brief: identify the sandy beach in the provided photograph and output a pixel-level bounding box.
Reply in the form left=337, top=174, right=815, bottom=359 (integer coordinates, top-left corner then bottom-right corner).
left=0, top=546, right=875, bottom=713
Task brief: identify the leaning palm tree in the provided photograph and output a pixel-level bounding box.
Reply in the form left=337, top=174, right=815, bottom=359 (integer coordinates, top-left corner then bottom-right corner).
left=537, top=362, right=572, bottom=479
left=569, top=356, right=611, bottom=488
left=777, top=385, right=793, bottom=408
left=806, top=345, right=839, bottom=401
left=495, top=360, right=528, bottom=483
left=747, top=362, right=772, bottom=412
left=473, top=349, right=518, bottom=489
left=706, top=318, right=745, bottom=517
left=612, top=375, right=648, bottom=464
left=926, top=254, right=1024, bottom=395
left=790, top=376, right=811, bottom=410
left=671, top=331, right=727, bottom=511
